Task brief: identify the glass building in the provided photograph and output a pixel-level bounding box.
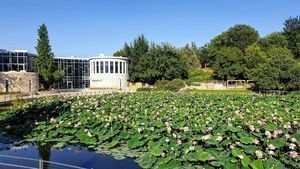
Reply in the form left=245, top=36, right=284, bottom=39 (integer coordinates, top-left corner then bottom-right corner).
left=52, top=56, right=90, bottom=89
left=0, top=49, right=36, bottom=72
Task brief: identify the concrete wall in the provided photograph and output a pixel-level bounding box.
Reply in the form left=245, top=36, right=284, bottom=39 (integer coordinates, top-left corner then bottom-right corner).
left=0, top=71, right=39, bottom=93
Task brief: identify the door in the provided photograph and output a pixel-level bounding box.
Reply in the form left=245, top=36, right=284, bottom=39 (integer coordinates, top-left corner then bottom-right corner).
left=67, top=81, right=73, bottom=90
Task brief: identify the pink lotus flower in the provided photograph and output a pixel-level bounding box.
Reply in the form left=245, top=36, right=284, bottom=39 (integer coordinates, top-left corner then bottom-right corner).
left=268, top=144, right=276, bottom=150
left=252, top=139, right=260, bottom=145
left=255, top=150, right=263, bottom=159
left=289, top=143, right=296, bottom=150
left=290, top=151, right=298, bottom=158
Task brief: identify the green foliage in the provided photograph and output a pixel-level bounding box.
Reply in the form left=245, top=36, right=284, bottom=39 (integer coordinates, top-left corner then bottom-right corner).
left=179, top=44, right=201, bottom=71
left=244, top=44, right=267, bottom=78
left=154, top=79, right=186, bottom=91
left=212, top=47, right=246, bottom=80
left=258, top=32, right=289, bottom=51
left=184, top=69, right=213, bottom=86
left=35, top=24, right=63, bottom=90
left=251, top=47, right=300, bottom=90
left=117, top=35, right=188, bottom=84
left=283, top=16, right=300, bottom=58
left=211, top=24, right=259, bottom=51
left=1, top=92, right=299, bottom=168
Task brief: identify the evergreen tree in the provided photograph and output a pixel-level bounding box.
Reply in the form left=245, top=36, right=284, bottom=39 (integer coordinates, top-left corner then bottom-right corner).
left=35, top=24, right=64, bottom=89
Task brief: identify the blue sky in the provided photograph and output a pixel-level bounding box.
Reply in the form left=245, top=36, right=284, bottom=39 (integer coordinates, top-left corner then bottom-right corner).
left=0, top=0, right=299, bottom=57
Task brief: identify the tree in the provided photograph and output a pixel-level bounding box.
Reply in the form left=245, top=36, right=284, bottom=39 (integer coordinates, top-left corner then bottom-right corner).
left=211, top=24, right=260, bottom=51
left=179, top=44, right=201, bottom=71
left=198, top=44, right=215, bottom=68
left=283, top=16, right=300, bottom=58
left=212, top=47, right=246, bottom=80
left=148, top=43, right=188, bottom=83
left=35, top=24, right=63, bottom=89
left=251, top=47, right=300, bottom=90
left=244, top=44, right=267, bottom=78
left=258, top=32, right=289, bottom=52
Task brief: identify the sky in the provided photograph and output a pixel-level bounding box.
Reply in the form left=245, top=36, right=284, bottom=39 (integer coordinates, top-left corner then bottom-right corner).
left=0, top=0, right=299, bottom=57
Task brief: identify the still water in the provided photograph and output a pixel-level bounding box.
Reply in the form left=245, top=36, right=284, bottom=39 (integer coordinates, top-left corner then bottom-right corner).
left=0, top=142, right=141, bottom=169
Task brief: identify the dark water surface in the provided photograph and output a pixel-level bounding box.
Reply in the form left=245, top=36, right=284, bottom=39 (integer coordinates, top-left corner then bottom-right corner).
left=0, top=142, right=141, bottom=169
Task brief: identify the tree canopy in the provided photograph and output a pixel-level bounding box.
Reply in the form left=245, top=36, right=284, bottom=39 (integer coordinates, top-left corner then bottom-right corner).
left=283, top=16, right=300, bottom=58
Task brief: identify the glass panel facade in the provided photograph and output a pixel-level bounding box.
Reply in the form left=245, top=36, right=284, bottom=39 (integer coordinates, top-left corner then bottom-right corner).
left=52, top=58, right=90, bottom=89
left=0, top=49, right=35, bottom=72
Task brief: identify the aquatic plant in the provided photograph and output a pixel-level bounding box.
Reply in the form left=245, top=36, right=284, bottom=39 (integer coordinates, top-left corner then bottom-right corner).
left=1, top=92, right=299, bottom=168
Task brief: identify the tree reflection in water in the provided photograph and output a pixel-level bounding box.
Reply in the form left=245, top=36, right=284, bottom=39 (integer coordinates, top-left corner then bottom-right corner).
left=37, top=143, right=51, bottom=169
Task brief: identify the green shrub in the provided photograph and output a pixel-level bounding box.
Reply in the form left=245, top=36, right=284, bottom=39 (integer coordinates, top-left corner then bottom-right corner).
left=185, top=69, right=213, bottom=86
left=155, top=79, right=186, bottom=91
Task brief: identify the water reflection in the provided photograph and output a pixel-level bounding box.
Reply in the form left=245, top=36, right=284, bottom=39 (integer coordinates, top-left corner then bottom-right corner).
left=0, top=143, right=140, bottom=169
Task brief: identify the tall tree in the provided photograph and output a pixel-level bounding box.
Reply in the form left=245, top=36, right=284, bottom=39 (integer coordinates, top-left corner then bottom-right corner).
left=212, top=47, right=246, bottom=80
left=179, top=44, right=201, bottom=71
left=283, top=16, right=300, bottom=58
left=35, top=24, right=63, bottom=89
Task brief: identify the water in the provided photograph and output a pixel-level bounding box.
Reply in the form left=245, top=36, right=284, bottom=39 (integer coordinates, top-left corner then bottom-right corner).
left=0, top=143, right=141, bottom=169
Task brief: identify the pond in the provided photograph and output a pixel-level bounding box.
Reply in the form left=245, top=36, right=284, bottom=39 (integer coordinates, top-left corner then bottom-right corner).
left=0, top=142, right=141, bottom=169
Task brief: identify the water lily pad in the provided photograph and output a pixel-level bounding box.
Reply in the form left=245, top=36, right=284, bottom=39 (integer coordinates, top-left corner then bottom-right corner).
left=198, top=152, right=211, bottom=161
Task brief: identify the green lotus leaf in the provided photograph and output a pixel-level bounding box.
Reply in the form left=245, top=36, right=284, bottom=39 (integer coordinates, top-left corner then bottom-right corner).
left=80, top=137, right=97, bottom=145
left=224, top=162, right=239, bottom=169
left=210, top=161, right=224, bottom=167
left=241, top=155, right=251, bottom=167
left=106, top=140, right=118, bottom=149
left=240, top=137, right=253, bottom=144
left=150, top=147, right=163, bottom=156
left=292, top=133, right=300, bottom=145
left=166, top=160, right=182, bottom=168
left=232, top=148, right=243, bottom=157
left=52, top=142, right=66, bottom=148
left=263, top=158, right=285, bottom=169
left=198, top=152, right=211, bottom=161
left=185, top=152, right=199, bottom=162
left=264, top=124, right=277, bottom=131
left=250, top=159, right=264, bottom=169
left=269, top=138, right=285, bottom=148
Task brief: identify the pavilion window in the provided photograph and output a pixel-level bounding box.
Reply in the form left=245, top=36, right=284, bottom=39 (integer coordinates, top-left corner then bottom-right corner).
left=115, top=61, right=118, bottom=73
left=105, top=61, right=109, bottom=73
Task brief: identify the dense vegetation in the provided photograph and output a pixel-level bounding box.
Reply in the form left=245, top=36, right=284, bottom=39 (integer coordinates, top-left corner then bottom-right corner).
left=1, top=92, right=299, bottom=168
left=115, top=16, right=300, bottom=91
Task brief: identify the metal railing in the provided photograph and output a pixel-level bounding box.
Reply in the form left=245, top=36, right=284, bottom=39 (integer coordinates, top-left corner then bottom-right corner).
left=0, top=155, right=87, bottom=169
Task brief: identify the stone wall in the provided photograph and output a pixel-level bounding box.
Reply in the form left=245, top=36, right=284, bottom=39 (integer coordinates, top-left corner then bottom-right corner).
left=0, top=71, right=39, bottom=93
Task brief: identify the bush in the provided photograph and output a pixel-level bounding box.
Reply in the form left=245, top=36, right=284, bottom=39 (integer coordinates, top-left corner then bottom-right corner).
left=185, top=69, right=213, bottom=86
left=155, top=79, right=186, bottom=91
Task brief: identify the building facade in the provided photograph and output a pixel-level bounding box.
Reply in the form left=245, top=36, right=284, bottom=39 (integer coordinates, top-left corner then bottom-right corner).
left=0, top=49, right=36, bottom=72
left=53, top=57, right=90, bottom=89
left=89, top=56, right=128, bottom=89
left=0, top=49, right=129, bottom=91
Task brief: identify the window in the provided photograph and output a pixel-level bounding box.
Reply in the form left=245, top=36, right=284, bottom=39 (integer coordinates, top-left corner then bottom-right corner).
left=120, top=62, right=122, bottom=73
left=105, top=61, right=109, bottom=73
left=115, top=61, right=118, bottom=73
left=96, top=61, right=99, bottom=73
left=123, top=62, right=126, bottom=73
left=93, top=62, right=95, bottom=73
left=100, top=61, right=104, bottom=73
left=110, top=61, right=114, bottom=73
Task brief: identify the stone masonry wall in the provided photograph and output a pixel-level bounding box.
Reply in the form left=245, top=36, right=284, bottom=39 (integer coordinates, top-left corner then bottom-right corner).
left=0, top=72, right=39, bottom=93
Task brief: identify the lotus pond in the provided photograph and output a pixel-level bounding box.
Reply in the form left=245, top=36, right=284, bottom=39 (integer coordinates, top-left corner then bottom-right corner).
left=0, top=91, right=299, bottom=169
